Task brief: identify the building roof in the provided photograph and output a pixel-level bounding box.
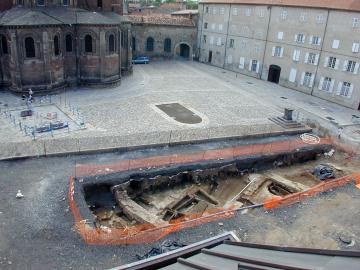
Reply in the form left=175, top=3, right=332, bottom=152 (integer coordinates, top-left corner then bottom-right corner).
left=171, top=9, right=199, bottom=15
left=0, top=7, right=124, bottom=26
left=115, top=232, right=360, bottom=270
left=126, top=14, right=195, bottom=26
left=198, top=0, right=360, bottom=12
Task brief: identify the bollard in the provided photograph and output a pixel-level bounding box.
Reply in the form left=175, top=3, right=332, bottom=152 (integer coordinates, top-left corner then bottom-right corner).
left=32, top=127, right=36, bottom=140
left=19, top=121, right=22, bottom=131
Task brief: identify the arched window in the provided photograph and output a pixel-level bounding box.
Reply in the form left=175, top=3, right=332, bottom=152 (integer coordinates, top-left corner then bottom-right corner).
left=25, top=37, right=35, bottom=58
left=164, top=38, right=171, bottom=52
left=108, top=34, right=115, bottom=53
left=1, top=35, right=8, bottom=55
left=97, top=0, right=102, bottom=8
left=54, top=35, right=60, bottom=56
left=65, top=34, right=73, bottom=52
left=85, top=34, right=93, bottom=53
left=146, top=37, right=154, bottom=51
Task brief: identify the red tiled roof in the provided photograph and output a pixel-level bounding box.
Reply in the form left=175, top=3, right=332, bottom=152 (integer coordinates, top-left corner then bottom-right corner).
left=199, top=0, right=360, bottom=12
left=126, top=14, right=195, bottom=26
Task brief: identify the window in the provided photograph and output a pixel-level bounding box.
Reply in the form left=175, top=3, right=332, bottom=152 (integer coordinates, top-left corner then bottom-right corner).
left=303, top=72, right=313, bottom=87
left=258, top=9, right=265, bottom=18
left=17, top=0, right=24, bottom=5
left=204, top=22, right=208, bottom=29
left=250, top=60, right=258, bottom=72
left=210, top=36, right=214, bottom=45
left=227, top=55, right=232, bottom=64
left=352, top=43, right=360, bottom=53
left=63, top=0, right=69, bottom=5
left=164, top=38, right=171, bottom=52
left=85, top=35, right=93, bottom=53
left=205, top=6, right=209, bottom=13
left=332, top=40, right=340, bottom=49
left=25, top=37, right=35, bottom=58
left=277, top=32, right=284, bottom=40
left=327, top=57, right=337, bottom=69
left=345, top=60, right=357, bottom=73
left=293, top=49, right=300, bottom=61
left=54, top=35, right=60, bottom=56
left=216, top=37, right=222, bottom=46
left=232, top=8, right=238, bottom=16
left=108, top=34, right=116, bottom=53
left=229, top=39, right=235, bottom=48
left=295, top=34, right=305, bottom=43
left=245, top=8, right=252, bottom=16
left=322, top=77, right=333, bottom=92
left=300, top=13, right=307, bottom=22
left=289, top=68, right=297, bottom=83
left=316, top=14, right=324, bottom=24
left=239, top=57, right=245, bottom=69
left=254, top=44, right=260, bottom=53
left=310, top=36, right=321, bottom=45
left=146, top=37, right=154, bottom=51
left=273, top=46, right=283, bottom=57
left=1, top=35, right=8, bottom=54
left=306, top=53, right=317, bottom=65
left=240, top=40, right=247, bottom=49
left=97, top=0, right=102, bottom=8
left=203, top=35, right=207, bottom=43
left=339, top=82, right=352, bottom=97
left=65, top=34, right=73, bottom=52
left=352, top=18, right=359, bottom=28
left=212, top=7, right=216, bottom=15
left=280, top=10, right=287, bottom=20
left=220, top=8, right=225, bottom=15
left=218, top=24, right=223, bottom=31
left=37, top=0, right=45, bottom=6
left=211, top=23, right=215, bottom=30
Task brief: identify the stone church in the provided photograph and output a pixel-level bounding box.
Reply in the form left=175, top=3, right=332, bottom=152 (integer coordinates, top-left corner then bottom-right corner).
left=0, top=0, right=132, bottom=94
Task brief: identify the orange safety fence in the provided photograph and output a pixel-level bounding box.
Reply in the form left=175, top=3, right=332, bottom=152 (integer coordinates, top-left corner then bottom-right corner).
left=264, top=172, right=360, bottom=210
left=68, top=135, right=357, bottom=245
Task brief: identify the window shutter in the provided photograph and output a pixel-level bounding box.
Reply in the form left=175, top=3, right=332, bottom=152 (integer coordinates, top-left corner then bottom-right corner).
left=294, top=34, right=298, bottom=42
left=239, top=57, right=245, bottom=69
left=289, top=68, right=297, bottom=82
left=348, top=84, right=354, bottom=98
left=309, top=35, right=313, bottom=44
left=272, top=46, right=276, bottom=56
left=336, top=82, right=342, bottom=95
left=280, top=47, right=284, bottom=57
left=334, top=59, right=340, bottom=70
left=354, top=63, right=359, bottom=74
left=292, top=50, right=297, bottom=61
left=277, top=32, right=283, bottom=40
left=329, top=80, right=335, bottom=93
left=310, top=74, right=315, bottom=87
left=353, top=43, right=360, bottom=53
left=248, top=59, right=252, bottom=71
left=324, top=56, right=329, bottom=67
left=332, top=40, right=339, bottom=49
left=300, top=72, right=305, bottom=85
left=315, top=54, right=319, bottom=65
left=318, top=77, right=324, bottom=90
left=342, top=60, right=348, bottom=71
left=304, top=52, right=309, bottom=63
left=318, top=37, right=322, bottom=45
left=227, top=55, right=233, bottom=64
left=296, top=50, right=300, bottom=61
left=256, top=62, right=260, bottom=73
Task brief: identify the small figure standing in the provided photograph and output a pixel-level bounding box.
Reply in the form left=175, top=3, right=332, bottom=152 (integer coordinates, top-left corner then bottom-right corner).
left=338, top=127, right=343, bottom=139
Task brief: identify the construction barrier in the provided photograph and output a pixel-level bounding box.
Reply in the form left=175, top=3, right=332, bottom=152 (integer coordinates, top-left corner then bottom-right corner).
left=68, top=135, right=357, bottom=245
left=264, top=172, right=360, bottom=210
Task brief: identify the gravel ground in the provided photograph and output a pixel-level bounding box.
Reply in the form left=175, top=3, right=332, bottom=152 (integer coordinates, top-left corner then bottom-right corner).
left=0, top=145, right=359, bottom=270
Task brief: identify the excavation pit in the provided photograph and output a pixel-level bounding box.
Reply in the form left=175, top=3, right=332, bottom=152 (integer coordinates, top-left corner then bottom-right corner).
left=69, top=135, right=359, bottom=244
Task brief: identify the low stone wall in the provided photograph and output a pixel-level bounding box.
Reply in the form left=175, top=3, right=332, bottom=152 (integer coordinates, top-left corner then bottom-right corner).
left=0, top=123, right=311, bottom=160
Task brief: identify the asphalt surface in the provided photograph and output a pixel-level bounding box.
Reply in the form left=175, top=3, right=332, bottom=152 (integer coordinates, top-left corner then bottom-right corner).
left=0, top=139, right=360, bottom=270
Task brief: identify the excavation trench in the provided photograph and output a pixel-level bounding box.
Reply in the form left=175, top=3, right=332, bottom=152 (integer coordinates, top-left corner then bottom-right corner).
left=81, top=148, right=348, bottom=230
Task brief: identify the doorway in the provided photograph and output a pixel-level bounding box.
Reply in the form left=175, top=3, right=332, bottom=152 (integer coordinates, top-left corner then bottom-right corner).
left=268, top=65, right=281, bottom=84
left=358, top=102, right=360, bottom=111
left=179, top=44, right=190, bottom=58
left=208, top=51, right=212, bottom=63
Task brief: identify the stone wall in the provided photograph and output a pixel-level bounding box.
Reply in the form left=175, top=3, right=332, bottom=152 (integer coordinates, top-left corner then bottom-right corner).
left=132, top=23, right=197, bottom=59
